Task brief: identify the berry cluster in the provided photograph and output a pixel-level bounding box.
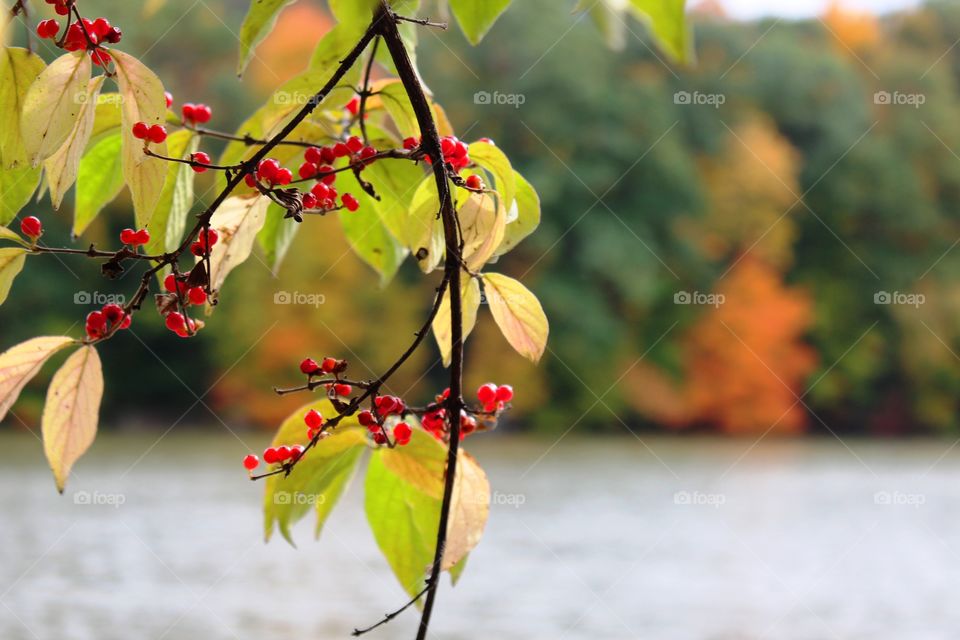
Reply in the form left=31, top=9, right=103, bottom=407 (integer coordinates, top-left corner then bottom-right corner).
left=45, top=16, right=121, bottom=67
left=42, top=0, right=71, bottom=16
left=85, top=303, right=131, bottom=340
left=250, top=443, right=306, bottom=470
left=299, top=356, right=343, bottom=376
left=163, top=273, right=208, bottom=306
left=181, top=103, right=213, bottom=125
left=190, top=228, right=219, bottom=257
left=132, top=122, right=168, bottom=144
left=164, top=311, right=200, bottom=338
left=119, top=227, right=149, bottom=247
left=477, top=382, right=513, bottom=412
left=404, top=135, right=472, bottom=172
left=358, top=404, right=412, bottom=446
left=300, top=138, right=372, bottom=210
left=19, top=216, right=42, bottom=240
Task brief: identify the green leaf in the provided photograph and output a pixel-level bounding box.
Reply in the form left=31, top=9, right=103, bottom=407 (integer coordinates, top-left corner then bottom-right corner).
left=356, top=160, right=424, bottom=243
left=257, top=202, right=300, bottom=275
left=448, top=0, right=512, bottom=45
left=378, top=80, right=419, bottom=139
left=337, top=171, right=407, bottom=284
left=264, top=399, right=367, bottom=544
left=20, top=52, right=91, bottom=166
left=89, top=94, right=124, bottom=143
left=237, top=0, right=299, bottom=77
left=627, top=0, right=691, bottom=63
left=42, top=345, right=102, bottom=492
left=308, top=22, right=366, bottom=71
left=0, top=165, right=41, bottom=226
left=468, top=141, right=515, bottom=216
left=74, top=133, right=124, bottom=237
left=112, top=50, right=168, bottom=224
left=494, top=170, right=540, bottom=257
left=0, top=336, right=75, bottom=422
left=0, top=48, right=47, bottom=169
left=365, top=429, right=446, bottom=596
left=408, top=176, right=445, bottom=273
left=576, top=0, right=627, bottom=49
left=432, top=275, right=481, bottom=366
left=482, top=272, right=549, bottom=363
left=0, top=247, right=27, bottom=306
left=144, top=130, right=199, bottom=254
left=45, top=75, right=105, bottom=210
left=206, top=195, right=270, bottom=292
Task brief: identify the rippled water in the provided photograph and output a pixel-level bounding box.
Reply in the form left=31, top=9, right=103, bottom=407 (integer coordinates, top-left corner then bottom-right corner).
left=1, top=430, right=959, bottom=640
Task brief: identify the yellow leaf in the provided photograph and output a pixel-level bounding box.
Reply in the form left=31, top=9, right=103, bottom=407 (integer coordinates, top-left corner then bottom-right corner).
left=0, top=48, right=47, bottom=169
left=482, top=272, right=549, bottom=363
left=42, top=345, right=103, bottom=492
left=432, top=276, right=481, bottom=366
left=205, top=195, right=270, bottom=292
left=442, top=451, right=490, bottom=570
left=0, top=336, right=74, bottom=421
left=20, top=52, right=91, bottom=166
left=460, top=192, right=505, bottom=272
left=379, top=429, right=447, bottom=499
left=0, top=246, right=27, bottom=305
left=45, top=75, right=105, bottom=209
left=112, top=50, right=168, bottom=224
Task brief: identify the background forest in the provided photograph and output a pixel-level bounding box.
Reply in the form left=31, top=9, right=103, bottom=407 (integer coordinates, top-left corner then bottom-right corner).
left=3, top=0, right=959, bottom=436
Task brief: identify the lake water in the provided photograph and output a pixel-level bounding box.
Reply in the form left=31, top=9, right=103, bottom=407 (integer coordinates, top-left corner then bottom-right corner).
left=1, top=430, right=959, bottom=640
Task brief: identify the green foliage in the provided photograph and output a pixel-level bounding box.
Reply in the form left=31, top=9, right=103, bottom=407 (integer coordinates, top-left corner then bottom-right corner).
left=237, top=0, right=299, bottom=76
left=448, top=0, right=513, bottom=45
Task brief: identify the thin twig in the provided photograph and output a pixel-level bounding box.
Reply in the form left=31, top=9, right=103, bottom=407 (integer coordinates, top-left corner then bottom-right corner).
left=352, top=583, right=431, bottom=636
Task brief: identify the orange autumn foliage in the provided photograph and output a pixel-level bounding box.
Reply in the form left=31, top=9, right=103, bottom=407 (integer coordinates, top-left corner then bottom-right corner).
left=822, top=1, right=881, bottom=53
left=245, top=4, right=334, bottom=91
left=682, top=257, right=816, bottom=435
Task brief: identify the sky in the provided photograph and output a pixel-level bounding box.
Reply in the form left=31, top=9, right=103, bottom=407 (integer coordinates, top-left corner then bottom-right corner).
left=721, top=0, right=922, bottom=19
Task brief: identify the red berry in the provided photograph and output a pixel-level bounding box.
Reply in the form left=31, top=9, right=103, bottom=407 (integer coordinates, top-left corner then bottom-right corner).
left=257, top=159, right=280, bottom=182
left=300, top=358, right=319, bottom=375
left=132, top=122, right=149, bottom=139
left=304, top=409, right=324, bottom=429
left=302, top=193, right=318, bottom=209
left=86, top=310, right=106, bottom=335
left=119, top=315, right=132, bottom=330
left=181, top=103, right=196, bottom=122
left=477, top=383, right=498, bottom=405
left=119, top=228, right=137, bottom=244
left=346, top=136, right=364, bottom=154
left=375, top=395, right=398, bottom=415
left=359, top=146, right=377, bottom=161
left=465, top=174, right=483, bottom=190
left=104, top=27, right=122, bottom=44
left=191, top=241, right=205, bottom=257
left=318, top=166, right=336, bottom=185
left=403, top=137, right=418, bottom=150
left=91, top=50, right=112, bottom=68
left=345, top=96, right=360, bottom=115
left=243, top=454, right=259, bottom=470
left=19, top=216, right=42, bottom=238
left=165, top=312, right=186, bottom=334
left=193, top=104, right=212, bottom=124
left=263, top=447, right=279, bottom=464
left=320, top=146, right=336, bottom=165
left=134, top=229, right=150, bottom=245
left=321, top=357, right=338, bottom=373
left=102, top=303, right=124, bottom=324
left=333, top=143, right=350, bottom=158
left=357, top=410, right=375, bottom=427
left=92, top=18, right=111, bottom=37
left=333, top=383, right=352, bottom=397
left=163, top=273, right=177, bottom=293
left=164, top=92, right=173, bottom=108
left=394, top=422, right=412, bottom=444
left=275, top=445, right=291, bottom=461
left=372, top=432, right=387, bottom=445
left=202, top=228, right=219, bottom=248
left=441, top=137, right=455, bottom=157
left=274, top=167, right=293, bottom=185
left=290, top=445, right=305, bottom=462
left=341, top=193, right=359, bottom=212
left=147, top=125, right=167, bottom=144
left=244, top=173, right=257, bottom=188
left=54, top=3, right=70, bottom=16
left=299, top=162, right=318, bottom=180
left=191, top=152, right=211, bottom=173
left=495, top=384, right=514, bottom=403
left=187, top=287, right=207, bottom=306
left=304, top=147, right=322, bottom=164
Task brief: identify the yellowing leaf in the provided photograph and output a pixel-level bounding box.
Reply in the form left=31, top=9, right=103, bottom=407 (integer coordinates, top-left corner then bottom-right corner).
left=112, top=50, right=168, bottom=224
left=468, top=141, right=515, bottom=214
left=0, top=166, right=41, bottom=225
left=482, top=272, right=549, bottom=363
left=408, top=176, right=445, bottom=274
left=258, top=203, right=300, bottom=275
left=45, top=75, right=105, bottom=210
left=264, top=399, right=367, bottom=544
left=0, top=48, right=47, bottom=169
left=206, top=195, right=270, bottom=291
left=433, top=276, right=481, bottom=366
left=20, top=52, right=91, bottom=166
left=144, top=130, right=198, bottom=253
left=0, top=336, right=74, bottom=421
left=42, top=345, right=103, bottom=492
left=379, top=429, right=447, bottom=499
left=442, top=452, right=490, bottom=570
left=0, top=224, right=28, bottom=247
left=494, top=170, right=540, bottom=257
left=0, top=247, right=27, bottom=306
left=460, top=192, right=505, bottom=272
left=238, top=0, right=298, bottom=76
